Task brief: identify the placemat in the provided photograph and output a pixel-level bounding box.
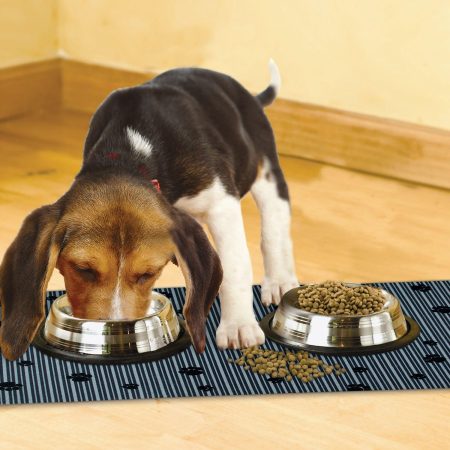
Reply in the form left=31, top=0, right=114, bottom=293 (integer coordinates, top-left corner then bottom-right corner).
left=0, top=280, right=448, bottom=405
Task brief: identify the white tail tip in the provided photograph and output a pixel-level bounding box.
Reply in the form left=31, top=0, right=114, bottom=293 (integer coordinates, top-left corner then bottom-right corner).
left=268, top=58, right=281, bottom=95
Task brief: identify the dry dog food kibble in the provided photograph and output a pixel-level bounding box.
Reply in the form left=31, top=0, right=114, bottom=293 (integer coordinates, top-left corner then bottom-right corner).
left=297, top=281, right=386, bottom=316
left=228, top=347, right=345, bottom=383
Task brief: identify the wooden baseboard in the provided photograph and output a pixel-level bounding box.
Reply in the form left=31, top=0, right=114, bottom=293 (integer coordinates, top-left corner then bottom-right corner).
left=0, top=59, right=61, bottom=120
left=61, top=59, right=153, bottom=113
left=265, top=100, right=450, bottom=190
left=2, top=58, right=450, bottom=189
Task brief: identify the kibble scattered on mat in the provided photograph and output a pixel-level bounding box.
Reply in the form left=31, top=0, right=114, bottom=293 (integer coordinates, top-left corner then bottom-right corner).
left=297, top=281, right=386, bottom=316
left=228, top=347, right=345, bottom=383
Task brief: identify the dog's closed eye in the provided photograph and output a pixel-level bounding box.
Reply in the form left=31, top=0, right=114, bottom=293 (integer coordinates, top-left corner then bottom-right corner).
left=74, top=266, right=97, bottom=282
left=135, top=272, right=156, bottom=285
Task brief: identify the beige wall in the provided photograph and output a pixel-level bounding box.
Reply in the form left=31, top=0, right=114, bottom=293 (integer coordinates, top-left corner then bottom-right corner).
left=0, top=0, right=58, bottom=68
left=2, top=0, right=449, bottom=129
left=58, top=0, right=450, bottom=130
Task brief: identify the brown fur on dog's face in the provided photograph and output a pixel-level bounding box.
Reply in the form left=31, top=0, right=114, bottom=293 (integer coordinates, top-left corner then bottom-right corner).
left=56, top=181, right=175, bottom=320
left=57, top=233, right=174, bottom=320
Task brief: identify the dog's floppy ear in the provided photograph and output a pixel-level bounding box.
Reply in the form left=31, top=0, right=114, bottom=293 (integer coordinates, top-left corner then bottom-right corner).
left=0, top=203, right=62, bottom=360
left=169, top=209, right=223, bottom=353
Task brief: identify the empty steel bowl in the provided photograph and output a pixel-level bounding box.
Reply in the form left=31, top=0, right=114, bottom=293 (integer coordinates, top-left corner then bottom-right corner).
left=260, top=283, right=420, bottom=355
left=33, top=291, right=191, bottom=363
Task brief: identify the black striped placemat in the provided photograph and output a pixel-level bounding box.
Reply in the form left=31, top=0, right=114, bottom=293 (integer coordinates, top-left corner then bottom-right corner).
left=0, top=280, right=449, bottom=405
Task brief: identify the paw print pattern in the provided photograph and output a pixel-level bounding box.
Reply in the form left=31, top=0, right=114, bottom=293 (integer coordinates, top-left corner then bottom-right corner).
left=178, top=366, right=204, bottom=376
left=410, top=373, right=427, bottom=380
left=0, top=381, right=23, bottom=391
left=198, top=385, right=214, bottom=392
left=2, top=283, right=448, bottom=404
left=424, top=354, right=446, bottom=364
left=267, top=377, right=284, bottom=384
left=17, top=360, right=34, bottom=367
left=66, top=373, right=92, bottom=382
left=347, top=384, right=371, bottom=391
left=122, top=383, right=139, bottom=390
left=431, top=306, right=450, bottom=314
left=411, top=283, right=431, bottom=292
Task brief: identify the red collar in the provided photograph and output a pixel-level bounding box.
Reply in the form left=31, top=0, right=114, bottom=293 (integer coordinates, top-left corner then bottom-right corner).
left=150, top=179, right=161, bottom=192
left=105, top=152, right=161, bottom=193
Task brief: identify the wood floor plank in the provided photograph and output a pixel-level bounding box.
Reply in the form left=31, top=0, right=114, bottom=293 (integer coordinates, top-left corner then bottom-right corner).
left=0, top=109, right=449, bottom=449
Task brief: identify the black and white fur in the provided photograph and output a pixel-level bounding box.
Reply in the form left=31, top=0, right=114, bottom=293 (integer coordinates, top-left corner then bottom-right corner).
left=79, top=59, right=298, bottom=349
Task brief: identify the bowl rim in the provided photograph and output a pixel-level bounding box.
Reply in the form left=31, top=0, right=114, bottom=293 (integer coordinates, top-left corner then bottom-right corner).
left=259, top=312, right=420, bottom=355
left=291, top=282, right=394, bottom=319
left=51, top=291, right=172, bottom=324
left=33, top=318, right=192, bottom=364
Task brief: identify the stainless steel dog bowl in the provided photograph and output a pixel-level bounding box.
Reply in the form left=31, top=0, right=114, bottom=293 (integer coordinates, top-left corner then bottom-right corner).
left=33, top=291, right=191, bottom=363
left=260, top=283, right=420, bottom=355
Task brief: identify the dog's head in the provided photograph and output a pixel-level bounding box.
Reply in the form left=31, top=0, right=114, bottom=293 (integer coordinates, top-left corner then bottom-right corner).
left=0, top=174, right=222, bottom=360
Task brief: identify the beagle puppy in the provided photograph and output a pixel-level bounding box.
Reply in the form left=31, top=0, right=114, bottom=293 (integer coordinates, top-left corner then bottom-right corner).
left=0, top=60, right=297, bottom=361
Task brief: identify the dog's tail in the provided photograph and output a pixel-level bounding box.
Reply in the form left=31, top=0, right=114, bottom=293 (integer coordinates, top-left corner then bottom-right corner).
left=255, top=58, right=281, bottom=107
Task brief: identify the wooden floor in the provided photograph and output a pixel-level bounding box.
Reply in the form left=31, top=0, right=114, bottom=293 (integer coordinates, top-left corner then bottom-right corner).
left=0, top=109, right=449, bottom=449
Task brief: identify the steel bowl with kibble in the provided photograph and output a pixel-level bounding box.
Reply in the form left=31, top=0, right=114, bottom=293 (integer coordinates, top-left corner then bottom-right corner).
left=33, top=291, right=191, bottom=364
left=260, top=282, right=420, bottom=355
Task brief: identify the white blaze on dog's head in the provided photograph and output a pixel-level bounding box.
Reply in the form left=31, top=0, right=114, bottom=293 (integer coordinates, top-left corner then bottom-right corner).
left=127, top=126, right=153, bottom=156
left=110, top=253, right=125, bottom=320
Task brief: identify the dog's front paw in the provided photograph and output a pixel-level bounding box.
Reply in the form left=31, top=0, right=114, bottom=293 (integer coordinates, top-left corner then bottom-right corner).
left=216, top=320, right=265, bottom=349
left=261, top=276, right=298, bottom=306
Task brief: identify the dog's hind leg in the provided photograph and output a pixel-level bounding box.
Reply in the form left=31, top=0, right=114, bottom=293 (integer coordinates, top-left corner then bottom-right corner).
left=251, top=158, right=298, bottom=306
